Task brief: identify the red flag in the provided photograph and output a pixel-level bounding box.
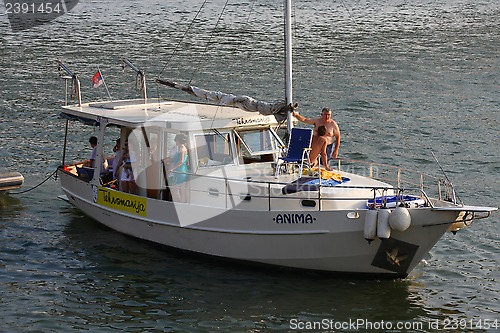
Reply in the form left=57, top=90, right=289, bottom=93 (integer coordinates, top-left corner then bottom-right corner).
left=91, top=71, right=103, bottom=88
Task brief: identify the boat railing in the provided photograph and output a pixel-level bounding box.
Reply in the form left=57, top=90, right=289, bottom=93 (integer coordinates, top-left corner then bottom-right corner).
left=122, top=58, right=147, bottom=103
left=57, top=59, right=147, bottom=107
left=64, top=156, right=458, bottom=211
left=57, top=61, right=81, bottom=106
left=168, top=166, right=441, bottom=211
left=333, top=158, right=460, bottom=205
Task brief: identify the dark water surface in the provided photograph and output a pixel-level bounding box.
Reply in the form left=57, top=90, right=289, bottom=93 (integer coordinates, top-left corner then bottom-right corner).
left=1, top=0, right=499, bottom=332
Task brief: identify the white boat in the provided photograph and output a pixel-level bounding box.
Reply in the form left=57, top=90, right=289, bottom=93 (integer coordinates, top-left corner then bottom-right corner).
left=55, top=1, right=496, bottom=278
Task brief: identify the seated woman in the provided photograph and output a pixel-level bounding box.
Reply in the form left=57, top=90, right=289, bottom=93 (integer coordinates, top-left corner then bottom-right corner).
left=308, top=125, right=332, bottom=171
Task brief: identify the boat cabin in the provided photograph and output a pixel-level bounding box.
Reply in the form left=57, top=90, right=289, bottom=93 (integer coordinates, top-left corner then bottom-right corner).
left=61, top=98, right=287, bottom=200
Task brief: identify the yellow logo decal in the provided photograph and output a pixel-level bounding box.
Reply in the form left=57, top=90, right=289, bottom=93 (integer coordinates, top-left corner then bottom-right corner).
left=97, top=187, right=147, bottom=216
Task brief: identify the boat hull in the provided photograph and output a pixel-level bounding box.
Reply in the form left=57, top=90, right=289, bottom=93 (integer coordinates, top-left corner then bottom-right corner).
left=59, top=170, right=458, bottom=277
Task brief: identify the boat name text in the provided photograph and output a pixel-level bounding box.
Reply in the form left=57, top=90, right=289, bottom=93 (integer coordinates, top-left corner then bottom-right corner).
left=234, top=117, right=270, bottom=126
left=97, top=187, right=147, bottom=216
left=273, top=214, right=316, bottom=224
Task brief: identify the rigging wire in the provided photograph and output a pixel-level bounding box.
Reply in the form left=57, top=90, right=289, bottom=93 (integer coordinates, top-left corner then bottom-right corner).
left=155, top=79, right=162, bottom=108
left=156, top=0, right=211, bottom=103
left=209, top=104, right=223, bottom=132
left=158, top=0, right=211, bottom=78
left=337, top=0, right=359, bottom=25
left=188, top=0, right=231, bottom=85
left=245, top=0, right=257, bottom=25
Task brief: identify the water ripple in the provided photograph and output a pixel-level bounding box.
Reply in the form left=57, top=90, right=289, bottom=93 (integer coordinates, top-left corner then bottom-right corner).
left=1, top=0, right=499, bottom=331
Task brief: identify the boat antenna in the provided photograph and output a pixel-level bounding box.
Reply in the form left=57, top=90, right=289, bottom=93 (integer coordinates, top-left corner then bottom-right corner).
left=430, top=150, right=462, bottom=205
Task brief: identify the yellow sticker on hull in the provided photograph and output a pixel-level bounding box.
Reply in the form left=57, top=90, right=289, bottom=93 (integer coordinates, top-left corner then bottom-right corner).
left=97, top=187, right=147, bottom=216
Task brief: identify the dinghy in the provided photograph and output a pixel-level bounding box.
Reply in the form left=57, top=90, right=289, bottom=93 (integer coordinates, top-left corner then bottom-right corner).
left=0, top=172, right=24, bottom=194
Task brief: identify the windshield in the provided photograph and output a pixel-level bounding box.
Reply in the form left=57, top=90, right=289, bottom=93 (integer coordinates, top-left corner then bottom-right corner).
left=235, top=128, right=282, bottom=156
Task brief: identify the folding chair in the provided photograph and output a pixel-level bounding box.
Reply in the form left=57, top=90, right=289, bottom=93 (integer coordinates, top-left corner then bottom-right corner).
left=76, top=166, right=95, bottom=181
left=275, top=127, right=313, bottom=177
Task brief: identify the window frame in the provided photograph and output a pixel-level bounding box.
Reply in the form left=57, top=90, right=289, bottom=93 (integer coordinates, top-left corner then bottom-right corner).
left=234, top=127, right=283, bottom=156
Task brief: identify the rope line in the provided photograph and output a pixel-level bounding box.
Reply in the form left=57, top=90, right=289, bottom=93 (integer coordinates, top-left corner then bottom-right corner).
left=158, top=0, right=210, bottom=78
left=245, top=0, right=257, bottom=25
left=188, top=0, right=231, bottom=85
left=9, top=168, right=58, bottom=195
left=337, top=0, right=359, bottom=25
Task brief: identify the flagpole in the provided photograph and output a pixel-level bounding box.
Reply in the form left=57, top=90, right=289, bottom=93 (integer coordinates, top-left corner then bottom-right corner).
left=97, top=66, right=113, bottom=101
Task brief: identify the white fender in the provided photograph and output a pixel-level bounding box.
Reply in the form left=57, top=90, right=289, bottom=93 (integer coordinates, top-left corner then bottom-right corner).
left=377, top=209, right=391, bottom=239
left=364, top=210, right=378, bottom=243
left=389, top=206, right=412, bottom=231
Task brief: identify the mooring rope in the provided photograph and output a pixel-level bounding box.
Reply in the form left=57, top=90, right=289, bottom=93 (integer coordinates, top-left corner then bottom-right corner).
left=9, top=168, right=59, bottom=195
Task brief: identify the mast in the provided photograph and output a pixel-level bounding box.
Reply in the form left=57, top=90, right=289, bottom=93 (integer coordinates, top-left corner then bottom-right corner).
left=284, top=0, right=294, bottom=132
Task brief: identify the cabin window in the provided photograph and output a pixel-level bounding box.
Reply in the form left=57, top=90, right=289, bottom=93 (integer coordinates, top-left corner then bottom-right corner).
left=234, top=128, right=282, bottom=163
left=195, top=132, right=234, bottom=167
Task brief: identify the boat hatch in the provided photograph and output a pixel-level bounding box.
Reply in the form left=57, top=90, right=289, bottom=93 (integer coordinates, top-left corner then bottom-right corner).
left=89, top=99, right=174, bottom=110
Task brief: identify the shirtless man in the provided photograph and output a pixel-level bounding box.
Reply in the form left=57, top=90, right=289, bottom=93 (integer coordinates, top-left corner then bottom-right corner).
left=308, top=126, right=331, bottom=170
left=291, top=107, right=341, bottom=159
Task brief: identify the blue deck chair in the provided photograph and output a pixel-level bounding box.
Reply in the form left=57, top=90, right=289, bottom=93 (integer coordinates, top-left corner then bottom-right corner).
left=76, top=166, right=95, bottom=181
left=275, top=127, right=313, bottom=177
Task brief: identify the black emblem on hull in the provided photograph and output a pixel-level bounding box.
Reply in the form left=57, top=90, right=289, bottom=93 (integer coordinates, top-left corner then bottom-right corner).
left=371, top=238, right=419, bottom=274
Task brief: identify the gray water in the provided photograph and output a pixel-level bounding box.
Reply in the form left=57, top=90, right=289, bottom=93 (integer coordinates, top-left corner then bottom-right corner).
left=1, top=0, right=499, bottom=332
